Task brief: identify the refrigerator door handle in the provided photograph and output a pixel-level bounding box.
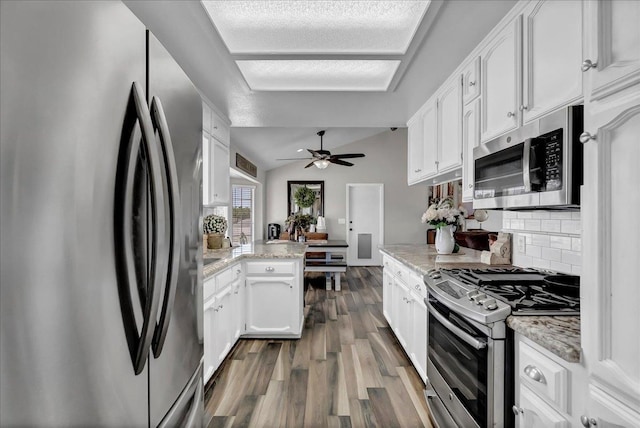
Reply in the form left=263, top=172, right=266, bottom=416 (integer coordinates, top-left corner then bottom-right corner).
left=184, top=380, right=203, bottom=427
left=150, top=96, right=181, bottom=358
left=114, top=82, right=165, bottom=375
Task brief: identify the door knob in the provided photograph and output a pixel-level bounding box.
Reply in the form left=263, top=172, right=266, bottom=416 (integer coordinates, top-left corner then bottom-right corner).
left=580, top=415, right=597, bottom=427
left=512, top=405, right=523, bottom=415
left=581, top=59, right=597, bottom=72
left=579, top=132, right=596, bottom=144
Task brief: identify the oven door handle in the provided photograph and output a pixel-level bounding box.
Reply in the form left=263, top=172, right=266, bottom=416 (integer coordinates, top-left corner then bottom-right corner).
left=426, top=300, right=487, bottom=350
left=523, top=138, right=533, bottom=193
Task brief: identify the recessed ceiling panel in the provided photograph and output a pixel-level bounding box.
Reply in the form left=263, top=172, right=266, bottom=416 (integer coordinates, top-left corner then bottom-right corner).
left=202, top=1, right=430, bottom=54
left=236, top=60, right=401, bottom=91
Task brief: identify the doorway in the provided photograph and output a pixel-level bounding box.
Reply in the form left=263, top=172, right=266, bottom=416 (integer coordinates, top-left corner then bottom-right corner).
left=346, top=183, right=384, bottom=266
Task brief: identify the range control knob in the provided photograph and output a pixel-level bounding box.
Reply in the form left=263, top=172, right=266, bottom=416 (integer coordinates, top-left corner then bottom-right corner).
left=473, top=293, right=487, bottom=304
left=482, top=298, right=498, bottom=310
left=430, top=272, right=441, bottom=279
left=466, top=290, right=480, bottom=300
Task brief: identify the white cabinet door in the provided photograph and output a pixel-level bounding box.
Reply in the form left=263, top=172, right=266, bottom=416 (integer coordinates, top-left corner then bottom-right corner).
left=211, top=138, right=230, bottom=204
left=462, top=98, right=481, bottom=202
left=517, top=386, right=569, bottom=428
left=407, top=114, right=426, bottom=184
left=584, top=0, right=640, bottom=103
left=422, top=99, right=439, bottom=177
left=481, top=16, right=521, bottom=142
left=382, top=268, right=393, bottom=324
left=437, top=76, right=463, bottom=173
left=391, top=277, right=411, bottom=349
left=245, top=276, right=299, bottom=335
left=203, top=296, right=216, bottom=383
left=202, top=134, right=211, bottom=206
left=462, top=57, right=481, bottom=105
left=522, top=0, right=583, bottom=123
left=231, top=279, right=243, bottom=342
left=581, top=94, right=640, bottom=426
left=410, top=292, right=427, bottom=384
left=212, top=286, right=233, bottom=369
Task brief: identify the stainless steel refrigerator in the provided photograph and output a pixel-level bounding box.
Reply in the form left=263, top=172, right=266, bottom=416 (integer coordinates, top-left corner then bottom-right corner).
left=0, top=1, right=204, bottom=425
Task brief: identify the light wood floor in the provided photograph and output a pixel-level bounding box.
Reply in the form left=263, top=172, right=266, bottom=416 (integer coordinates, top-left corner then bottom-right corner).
left=204, top=267, right=433, bottom=428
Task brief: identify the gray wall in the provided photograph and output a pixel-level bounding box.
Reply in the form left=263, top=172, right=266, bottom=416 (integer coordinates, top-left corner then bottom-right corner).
left=265, top=129, right=429, bottom=244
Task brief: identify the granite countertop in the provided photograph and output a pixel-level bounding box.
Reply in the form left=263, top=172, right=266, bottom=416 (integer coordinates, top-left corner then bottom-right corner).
left=379, top=244, right=490, bottom=276
left=203, top=241, right=307, bottom=279
left=507, top=315, right=581, bottom=363
left=379, top=244, right=581, bottom=363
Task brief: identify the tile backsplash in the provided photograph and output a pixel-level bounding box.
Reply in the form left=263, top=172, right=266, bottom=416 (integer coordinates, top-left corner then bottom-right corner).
left=502, top=210, right=581, bottom=275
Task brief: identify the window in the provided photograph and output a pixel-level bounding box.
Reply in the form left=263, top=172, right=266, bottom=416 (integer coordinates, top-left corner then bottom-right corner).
left=231, top=185, right=254, bottom=245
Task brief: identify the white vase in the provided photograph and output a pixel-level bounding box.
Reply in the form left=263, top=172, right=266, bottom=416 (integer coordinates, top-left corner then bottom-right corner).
left=435, top=225, right=455, bottom=254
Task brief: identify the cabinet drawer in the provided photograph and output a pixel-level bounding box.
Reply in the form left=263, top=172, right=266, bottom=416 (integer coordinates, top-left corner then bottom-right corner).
left=407, top=272, right=427, bottom=298
left=518, top=341, right=568, bottom=412
left=204, top=276, right=216, bottom=301
left=245, top=261, right=296, bottom=276
left=215, top=263, right=242, bottom=291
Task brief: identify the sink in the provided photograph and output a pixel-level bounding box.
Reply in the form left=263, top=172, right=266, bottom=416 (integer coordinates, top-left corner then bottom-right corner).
left=203, top=258, right=221, bottom=266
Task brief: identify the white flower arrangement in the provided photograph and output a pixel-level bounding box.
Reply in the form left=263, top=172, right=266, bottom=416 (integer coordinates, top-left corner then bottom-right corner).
left=203, top=214, right=227, bottom=234
left=421, top=197, right=462, bottom=229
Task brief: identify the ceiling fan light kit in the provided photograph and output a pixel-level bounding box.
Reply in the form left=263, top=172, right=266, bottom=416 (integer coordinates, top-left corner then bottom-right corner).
left=276, top=130, right=365, bottom=169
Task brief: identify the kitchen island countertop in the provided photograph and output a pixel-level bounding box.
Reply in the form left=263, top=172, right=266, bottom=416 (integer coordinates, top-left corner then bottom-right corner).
left=203, top=241, right=306, bottom=279
left=379, top=243, right=490, bottom=275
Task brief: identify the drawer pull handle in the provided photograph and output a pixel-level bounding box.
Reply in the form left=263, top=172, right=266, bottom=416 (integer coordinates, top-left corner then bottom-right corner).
left=524, top=365, right=546, bottom=383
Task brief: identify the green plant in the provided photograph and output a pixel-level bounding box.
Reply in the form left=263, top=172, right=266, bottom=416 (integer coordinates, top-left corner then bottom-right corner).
left=285, top=213, right=314, bottom=231
left=203, top=214, right=227, bottom=234
left=294, top=186, right=316, bottom=208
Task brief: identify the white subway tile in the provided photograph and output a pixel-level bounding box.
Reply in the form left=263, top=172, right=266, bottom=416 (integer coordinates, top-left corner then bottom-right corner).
left=562, top=250, right=581, bottom=266
left=532, top=211, right=551, bottom=219
left=549, top=212, right=573, bottom=220
left=572, top=265, right=582, bottom=275
left=541, top=247, right=562, bottom=261
left=502, top=219, right=511, bottom=229
left=518, top=212, right=533, bottom=219
left=526, top=245, right=542, bottom=258
left=550, top=260, right=573, bottom=274
left=503, top=211, right=517, bottom=219
left=513, top=220, right=525, bottom=230
left=513, top=254, right=533, bottom=269
left=561, top=220, right=581, bottom=235
left=531, top=257, right=550, bottom=269
left=531, top=234, right=550, bottom=247
left=572, top=237, right=582, bottom=252
left=524, top=219, right=541, bottom=231
left=522, top=233, right=532, bottom=244
left=541, top=219, right=562, bottom=233
left=571, top=212, right=581, bottom=220
left=549, top=235, right=572, bottom=250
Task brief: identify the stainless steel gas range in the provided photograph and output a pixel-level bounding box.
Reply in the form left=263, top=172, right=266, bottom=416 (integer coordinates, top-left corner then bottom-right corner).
left=423, top=267, right=579, bottom=428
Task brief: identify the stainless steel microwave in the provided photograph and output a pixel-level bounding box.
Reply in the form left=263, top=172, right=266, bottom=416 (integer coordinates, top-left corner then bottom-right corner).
left=473, top=105, right=583, bottom=210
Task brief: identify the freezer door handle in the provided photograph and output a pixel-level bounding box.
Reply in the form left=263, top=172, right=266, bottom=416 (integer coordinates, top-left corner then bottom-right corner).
left=150, top=96, right=181, bottom=358
left=184, top=379, right=203, bottom=427
left=114, top=82, right=165, bottom=375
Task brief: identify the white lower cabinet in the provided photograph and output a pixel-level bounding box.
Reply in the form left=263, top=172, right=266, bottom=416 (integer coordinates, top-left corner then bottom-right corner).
left=381, top=252, right=428, bottom=383
left=513, top=334, right=587, bottom=428
left=244, top=259, right=303, bottom=338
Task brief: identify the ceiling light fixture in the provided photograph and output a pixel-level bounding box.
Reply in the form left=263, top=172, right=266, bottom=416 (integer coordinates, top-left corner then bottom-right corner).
left=313, top=159, right=330, bottom=169
left=297, top=148, right=304, bottom=152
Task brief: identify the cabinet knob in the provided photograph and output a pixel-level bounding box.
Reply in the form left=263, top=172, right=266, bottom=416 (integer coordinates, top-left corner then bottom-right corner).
left=507, top=111, right=515, bottom=118
left=415, top=284, right=420, bottom=290
left=468, top=184, right=473, bottom=188
left=580, top=415, right=597, bottom=427
left=524, top=365, right=546, bottom=383
left=581, top=59, right=597, bottom=72
left=469, top=80, right=476, bottom=86
left=579, top=132, right=597, bottom=144
left=519, top=105, right=528, bottom=111
left=512, top=405, right=523, bottom=416
left=265, top=266, right=275, bottom=272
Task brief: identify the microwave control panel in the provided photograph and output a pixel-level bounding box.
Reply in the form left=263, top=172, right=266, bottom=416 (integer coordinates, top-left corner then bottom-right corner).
left=542, top=129, right=563, bottom=191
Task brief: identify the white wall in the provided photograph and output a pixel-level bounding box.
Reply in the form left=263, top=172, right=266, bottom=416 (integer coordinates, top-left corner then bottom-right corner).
left=265, top=129, right=429, bottom=244
left=503, top=210, right=582, bottom=274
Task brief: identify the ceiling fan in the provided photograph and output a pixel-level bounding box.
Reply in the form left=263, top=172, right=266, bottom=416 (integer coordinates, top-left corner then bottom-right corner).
left=277, top=130, right=365, bottom=169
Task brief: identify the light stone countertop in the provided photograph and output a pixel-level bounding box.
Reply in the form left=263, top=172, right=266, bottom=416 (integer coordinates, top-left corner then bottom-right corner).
left=507, top=315, right=581, bottom=363
left=379, top=244, right=581, bottom=363
left=203, top=241, right=306, bottom=279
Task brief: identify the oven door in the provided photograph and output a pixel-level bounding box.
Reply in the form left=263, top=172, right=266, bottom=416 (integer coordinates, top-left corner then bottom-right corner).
left=425, top=293, right=495, bottom=428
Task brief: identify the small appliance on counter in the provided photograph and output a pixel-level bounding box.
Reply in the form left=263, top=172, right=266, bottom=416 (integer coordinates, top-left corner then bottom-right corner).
left=267, top=223, right=281, bottom=240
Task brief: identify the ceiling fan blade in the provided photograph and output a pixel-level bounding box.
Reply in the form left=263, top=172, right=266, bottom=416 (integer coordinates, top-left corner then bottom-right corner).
left=307, top=149, right=320, bottom=157
left=329, top=159, right=354, bottom=167
left=330, top=153, right=365, bottom=159
left=276, top=157, right=313, bottom=161
left=304, top=160, right=317, bottom=168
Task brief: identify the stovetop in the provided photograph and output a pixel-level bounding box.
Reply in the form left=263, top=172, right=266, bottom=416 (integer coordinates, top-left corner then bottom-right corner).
left=424, top=267, right=580, bottom=325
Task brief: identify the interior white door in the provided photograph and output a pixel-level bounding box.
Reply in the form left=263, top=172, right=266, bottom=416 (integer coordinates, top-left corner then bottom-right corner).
left=346, top=184, right=384, bottom=266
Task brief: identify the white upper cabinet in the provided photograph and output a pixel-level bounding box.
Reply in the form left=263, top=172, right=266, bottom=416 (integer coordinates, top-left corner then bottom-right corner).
left=422, top=99, right=439, bottom=177
left=407, top=113, right=426, bottom=184
left=583, top=0, right=640, bottom=103
left=522, top=0, right=583, bottom=123
left=481, top=16, right=521, bottom=142
left=462, top=98, right=480, bottom=202
left=462, top=57, right=481, bottom=105
left=211, top=139, right=230, bottom=204
left=436, top=75, right=463, bottom=173
left=202, top=101, right=231, bottom=206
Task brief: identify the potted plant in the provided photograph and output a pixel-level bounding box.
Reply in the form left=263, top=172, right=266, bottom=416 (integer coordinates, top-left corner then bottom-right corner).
left=285, top=212, right=314, bottom=241
left=203, top=214, right=228, bottom=249
left=421, top=198, right=462, bottom=254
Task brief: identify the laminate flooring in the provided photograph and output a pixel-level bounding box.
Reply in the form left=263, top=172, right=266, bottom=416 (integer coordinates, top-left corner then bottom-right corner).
left=204, top=266, right=433, bottom=428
